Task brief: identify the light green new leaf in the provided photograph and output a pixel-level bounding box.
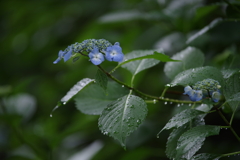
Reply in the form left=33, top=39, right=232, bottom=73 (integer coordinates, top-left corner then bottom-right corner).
left=120, top=51, right=179, bottom=66
left=191, top=153, right=220, bottom=160
left=224, top=72, right=240, bottom=111
left=51, top=78, right=94, bottom=116
left=158, top=109, right=205, bottom=135
left=98, top=94, right=148, bottom=148
left=171, top=66, right=224, bottom=87
left=121, top=50, right=161, bottom=76
left=75, top=81, right=128, bottom=115
left=95, top=69, right=108, bottom=92
left=176, top=125, right=220, bottom=159
left=164, top=47, right=205, bottom=79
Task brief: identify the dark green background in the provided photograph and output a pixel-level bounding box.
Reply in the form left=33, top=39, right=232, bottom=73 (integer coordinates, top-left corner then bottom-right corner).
left=1, top=0, right=240, bottom=159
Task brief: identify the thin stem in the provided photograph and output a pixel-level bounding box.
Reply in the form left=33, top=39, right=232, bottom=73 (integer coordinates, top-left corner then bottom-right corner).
left=230, top=102, right=239, bottom=125
left=220, top=126, right=231, bottom=129
left=220, top=150, right=240, bottom=158
left=98, top=65, right=200, bottom=104
left=160, top=86, right=169, bottom=98
left=217, top=108, right=240, bottom=142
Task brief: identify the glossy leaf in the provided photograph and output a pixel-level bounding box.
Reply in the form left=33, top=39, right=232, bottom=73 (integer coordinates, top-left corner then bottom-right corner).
left=61, top=78, right=94, bottom=103
left=191, top=153, right=220, bottom=160
left=166, top=110, right=206, bottom=159
left=121, top=50, right=160, bottom=76
left=51, top=78, right=95, bottom=116
left=75, top=81, right=128, bottom=115
left=221, top=69, right=238, bottom=79
left=176, top=125, right=220, bottom=159
left=223, top=72, right=240, bottom=111
left=95, top=69, right=108, bottom=92
left=171, top=66, right=224, bottom=87
left=158, top=109, right=205, bottom=135
left=164, top=47, right=205, bottom=79
left=98, top=94, right=148, bottom=148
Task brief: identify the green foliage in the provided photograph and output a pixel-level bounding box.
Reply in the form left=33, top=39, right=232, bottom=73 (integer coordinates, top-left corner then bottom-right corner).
left=171, top=66, right=224, bottom=87
left=191, top=153, right=221, bottom=160
left=3, top=0, right=240, bottom=159
left=95, top=69, right=108, bottom=92
left=98, top=94, right=147, bottom=148
left=176, top=125, right=220, bottom=159
left=164, top=47, right=205, bottom=79
left=158, top=109, right=206, bottom=134
left=75, top=81, right=128, bottom=115
left=121, top=50, right=161, bottom=76
left=223, top=72, right=240, bottom=111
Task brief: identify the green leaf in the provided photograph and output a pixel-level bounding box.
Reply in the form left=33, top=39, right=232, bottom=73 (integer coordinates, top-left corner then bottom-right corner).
left=223, top=72, right=240, bottom=111
left=158, top=109, right=205, bottom=134
left=51, top=78, right=94, bottom=116
left=61, top=78, right=95, bottom=104
left=121, top=51, right=180, bottom=64
left=95, top=69, right=108, bottom=92
left=72, top=56, right=80, bottom=63
left=75, top=81, right=128, bottom=115
left=166, top=124, right=189, bottom=159
left=166, top=112, right=206, bottom=159
left=221, top=69, right=238, bottom=79
left=226, top=92, right=240, bottom=103
left=176, top=125, right=220, bottom=159
left=171, top=66, right=224, bottom=87
left=191, top=153, right=220, bottom=160
left=98, top=94, right=148, bottom=148
left=164, top=47, right=205, bottom=79
left=121, top=50, right=161, bottom=76
left=186, top=18, right=223, bottom=44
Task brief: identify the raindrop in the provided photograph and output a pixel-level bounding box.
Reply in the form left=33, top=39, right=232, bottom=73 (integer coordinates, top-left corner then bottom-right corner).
left=122, top=85, right=124, bottom=87
left=164, top=102, right=168, bottom=105
left=166, top=84, right=171, bottom=87
left=189, top=104, right=192, bottom=106
left=157, top=135, right=159, bottom=138
left=63, top=102, right=66, bottom=105
left=137, top=119, right=141, bottom=124
left=181, top=103, right=183, bottom=106
left=50, top=114, right=52, bottom=117
left=177, top=104, right=180, bottom=107
left=153, top=99, right=156, bottom=104
left=170, top=102, right=173, bottom=104
left=103, top=131, right=108, bottom=135
left=192, top=69, right=195, bottom=71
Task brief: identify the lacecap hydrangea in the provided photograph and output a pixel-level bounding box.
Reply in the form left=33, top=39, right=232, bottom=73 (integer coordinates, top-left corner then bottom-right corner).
left=183, top=78, right=221, bottom=102
left=53, top=39, right=124, bottom=65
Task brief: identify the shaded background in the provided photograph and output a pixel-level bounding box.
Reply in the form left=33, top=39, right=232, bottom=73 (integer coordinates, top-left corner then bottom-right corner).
left=1, top=0, right=240, bottom=159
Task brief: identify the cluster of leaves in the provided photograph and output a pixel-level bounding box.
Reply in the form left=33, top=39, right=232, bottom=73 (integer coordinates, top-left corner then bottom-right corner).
left=54, top=44, right=240, bottom=159
left=2, top=0, right=240, bottom=159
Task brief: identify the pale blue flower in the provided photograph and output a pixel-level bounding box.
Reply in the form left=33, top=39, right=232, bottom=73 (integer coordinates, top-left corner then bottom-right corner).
left=184, top=86, right=203, bottom=102
left=89, top=47, right=104, bottom=65
left=105, top=42, right=124, bottom=62
left=189, top=90, right=203, bottom=102
left=53, top=48, right=73, bottom=64
left=211, top=91, right=221, bottom=102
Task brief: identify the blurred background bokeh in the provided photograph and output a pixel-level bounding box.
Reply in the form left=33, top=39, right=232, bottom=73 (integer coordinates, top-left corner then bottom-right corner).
left=1, top=0, right=240, bottom=159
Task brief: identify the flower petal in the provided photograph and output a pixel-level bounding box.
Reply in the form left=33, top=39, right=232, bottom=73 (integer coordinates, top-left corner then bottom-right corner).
left=63, top=48, right=73, bottom=62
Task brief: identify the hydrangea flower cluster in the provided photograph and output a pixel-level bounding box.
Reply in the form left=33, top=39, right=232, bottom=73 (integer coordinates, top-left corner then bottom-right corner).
left=53, top=39, right=124, bottom=65
left=184, top=78, right=221, bottom=102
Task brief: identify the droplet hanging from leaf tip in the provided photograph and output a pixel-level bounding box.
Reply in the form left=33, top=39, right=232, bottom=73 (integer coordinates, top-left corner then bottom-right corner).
left=50, top=105, right=59, bottom=117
